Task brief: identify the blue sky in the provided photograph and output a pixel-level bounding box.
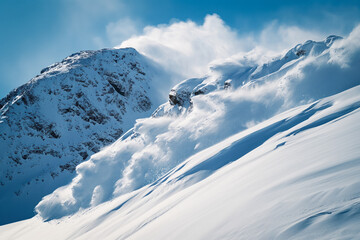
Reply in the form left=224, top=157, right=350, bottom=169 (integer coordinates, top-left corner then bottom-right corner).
left=1, top=0, right=360, bottom=98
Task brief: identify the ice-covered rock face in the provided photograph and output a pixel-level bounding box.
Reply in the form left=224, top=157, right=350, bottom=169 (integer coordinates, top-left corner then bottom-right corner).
left=0, top=47, right=165, bottom=225
left=168, top=78, right=205, bottom=107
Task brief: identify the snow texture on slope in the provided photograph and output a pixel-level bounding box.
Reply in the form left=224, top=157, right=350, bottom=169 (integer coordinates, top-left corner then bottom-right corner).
left=2, top=82, right=360, bottom=240
left=35, top=25, right=360, bottom=221
left=0, top=47, right=170, bottom=225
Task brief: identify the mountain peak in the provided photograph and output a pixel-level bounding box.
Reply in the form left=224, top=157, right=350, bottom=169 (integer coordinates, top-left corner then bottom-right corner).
left=0, top=47, right=162, bottom=225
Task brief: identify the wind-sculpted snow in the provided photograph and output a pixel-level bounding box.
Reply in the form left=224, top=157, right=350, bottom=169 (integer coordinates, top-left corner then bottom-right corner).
left=35, top=26, right=360, bottom=221
left=3, top=83, right=360, bottom=240
left=0, top=47, right=170, bottom=225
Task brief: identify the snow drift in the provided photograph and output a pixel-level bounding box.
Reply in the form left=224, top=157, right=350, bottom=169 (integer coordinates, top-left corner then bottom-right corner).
left=34, top=25, right=360, bottom=221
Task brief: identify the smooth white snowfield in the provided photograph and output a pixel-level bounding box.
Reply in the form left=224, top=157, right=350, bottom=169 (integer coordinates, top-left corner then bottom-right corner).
left=1, top=85, right=360, bottom=239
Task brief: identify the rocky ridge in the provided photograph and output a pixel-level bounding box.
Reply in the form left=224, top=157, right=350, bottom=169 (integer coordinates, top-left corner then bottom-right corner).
left=0, top=47, right=162, bottom=224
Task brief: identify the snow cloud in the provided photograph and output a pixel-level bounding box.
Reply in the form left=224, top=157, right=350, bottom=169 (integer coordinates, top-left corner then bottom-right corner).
left=119, top=14, right=245, bottom=81
left=329, top=24, right=360, bottom=68
left=118, top=14, right=327, bottom=84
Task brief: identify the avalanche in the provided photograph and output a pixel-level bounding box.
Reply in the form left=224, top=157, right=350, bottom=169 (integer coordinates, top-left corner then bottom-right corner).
left=1, top=24, right=360, bottom=239
left=1, top=81, right=360, bottom=240
left=35, top=28, right=360, bottom=220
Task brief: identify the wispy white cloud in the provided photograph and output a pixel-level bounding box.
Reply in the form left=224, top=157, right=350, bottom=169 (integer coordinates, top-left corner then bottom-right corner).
left=106, top=18, right=140, bottom=46
left=258, top=21, right=325, bottom=53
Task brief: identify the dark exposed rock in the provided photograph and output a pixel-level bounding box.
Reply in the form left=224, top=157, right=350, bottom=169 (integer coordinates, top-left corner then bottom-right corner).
left=169, top=90, right=179, bottom=105
left=108, top=79, right=128, bottom=96
left=169, top=89, right=192, bottom=107
left=136, top=94, right=152, bottom=111
left=79, top=151, right=88, bottom=160
left=296, top=50, right=306, bottom=56
left=50, top=172, right=58, bottom=179
left=224, top=80, right=232, bottom=89
left=59, top=163, right=76, bottom=173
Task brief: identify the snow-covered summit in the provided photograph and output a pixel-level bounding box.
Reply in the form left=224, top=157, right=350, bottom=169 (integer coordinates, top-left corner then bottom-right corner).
left=0, top=47, right=168, bottom=225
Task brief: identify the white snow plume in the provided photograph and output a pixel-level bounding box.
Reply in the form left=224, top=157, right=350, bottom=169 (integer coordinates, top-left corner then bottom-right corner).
left=118, top=14, right=326, bottom=85
left=35, top=25, right=360, bottom=221
left=119, top=14, right=244, bottom=81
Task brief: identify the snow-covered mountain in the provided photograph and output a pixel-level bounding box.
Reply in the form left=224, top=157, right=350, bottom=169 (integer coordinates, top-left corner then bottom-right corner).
left=31, top=33, right=360, bottom=220
left=0, top=48, right=169, bottom=225
left=1, top=81, right=360, bottom=240
left=1, top=24, right=360, bottom=239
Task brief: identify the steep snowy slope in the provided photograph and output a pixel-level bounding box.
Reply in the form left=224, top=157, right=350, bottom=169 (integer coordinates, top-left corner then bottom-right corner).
left=1, top=24, right=360, bottom=238
left=1, top=84, right=360, bottom=240
left=0, top=48, right=169, bottom=225
left=30, top=32, right=360, bottom=222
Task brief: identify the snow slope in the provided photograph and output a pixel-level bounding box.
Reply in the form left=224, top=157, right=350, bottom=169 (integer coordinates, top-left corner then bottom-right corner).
left=1, top=25, right=360, bottom=238
left=1, top=84, right=360, bottom=240
left=0, top=48, right=170, bottom=225
left=31, top=30, right=360, bottom=221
